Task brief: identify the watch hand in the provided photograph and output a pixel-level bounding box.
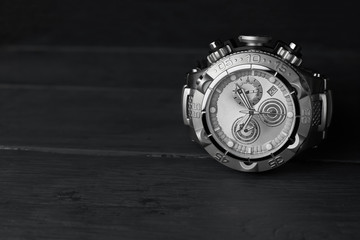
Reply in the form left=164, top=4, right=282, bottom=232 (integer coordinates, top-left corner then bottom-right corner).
left=243, top=125, right=254, bottom=133
left=262, top=111, right=286, bottom=116
left=235, top=84, right=253, bottom=110
left=238, top=113, right=253, bottom=131
left=245, top=90, right=258, bottom=94
left=240, top=109, right=286, bottom=116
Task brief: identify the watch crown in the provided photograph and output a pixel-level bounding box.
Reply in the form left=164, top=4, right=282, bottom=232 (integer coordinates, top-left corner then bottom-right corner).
left=238, top=35, right=272, bottom=46
left=276, top=42, right=302, bottom=66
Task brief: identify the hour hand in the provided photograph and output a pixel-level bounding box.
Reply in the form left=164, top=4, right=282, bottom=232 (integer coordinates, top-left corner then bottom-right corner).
left=235, top=84, right=253, bottom=110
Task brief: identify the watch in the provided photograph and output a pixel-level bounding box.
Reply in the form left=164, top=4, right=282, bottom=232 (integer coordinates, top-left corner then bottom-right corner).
left=182, top=35, right=333, bottom=172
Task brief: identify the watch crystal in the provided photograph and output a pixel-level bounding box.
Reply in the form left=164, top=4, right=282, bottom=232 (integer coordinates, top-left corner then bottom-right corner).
left=207, top=68, right=296, bottom=159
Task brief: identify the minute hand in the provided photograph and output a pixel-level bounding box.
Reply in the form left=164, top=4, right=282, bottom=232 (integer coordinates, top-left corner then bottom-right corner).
left=235, top=84, right=253, bottom=110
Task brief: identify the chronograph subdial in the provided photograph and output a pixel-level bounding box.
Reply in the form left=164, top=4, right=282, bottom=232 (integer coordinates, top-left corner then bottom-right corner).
left=232, top=117, right=260, bottom=144
left=232, top=76, right=263, bottom=106
left=258, top=99, right=287, bottom=127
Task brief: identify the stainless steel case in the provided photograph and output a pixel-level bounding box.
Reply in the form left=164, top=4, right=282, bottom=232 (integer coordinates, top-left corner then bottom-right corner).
left=182, top=37, right=332, bottom=172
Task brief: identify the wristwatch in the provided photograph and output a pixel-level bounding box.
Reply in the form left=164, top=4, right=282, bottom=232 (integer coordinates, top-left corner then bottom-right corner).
left=182, top=35, right=333, bottom=172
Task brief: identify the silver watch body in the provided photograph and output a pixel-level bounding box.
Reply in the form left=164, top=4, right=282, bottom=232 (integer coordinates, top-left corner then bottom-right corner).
left=182, top=35, right=332, bottom=172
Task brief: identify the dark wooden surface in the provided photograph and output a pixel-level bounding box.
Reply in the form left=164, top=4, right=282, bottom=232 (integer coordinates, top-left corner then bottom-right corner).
left=1, top=151, right=360, bottom=240
left=0, top=46, right=359, bottom=239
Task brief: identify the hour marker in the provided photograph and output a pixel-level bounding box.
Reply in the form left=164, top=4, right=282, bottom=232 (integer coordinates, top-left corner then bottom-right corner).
left=227, top=141, right=234, bottom=148
left=287, top=112, right=294, bottom=118
left=266, top=143, right=272, bottom=150
left=251, top=70, right=255, bottom=75
left=281, top=131, right=288, bottom=136
left=269, top=76, right=275, bottom=83
left=214, top=127, right=220, bottom=131
left=210, top=107, right=217, bottom=113
left=216, top=89, right=222, bottom=93
left=230, top=75, right=237, bottom=81
left=273, top=72, right=278, bottom=77
left=247, top=147, right=252, bottom=153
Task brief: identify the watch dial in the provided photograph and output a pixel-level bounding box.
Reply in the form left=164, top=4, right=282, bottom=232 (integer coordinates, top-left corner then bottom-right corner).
left=207, top=68, right=296, bottom=159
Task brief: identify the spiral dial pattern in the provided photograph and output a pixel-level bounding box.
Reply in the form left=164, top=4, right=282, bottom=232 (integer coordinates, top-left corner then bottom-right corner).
left=232, top=118, right=260, bottom=144
left=258, top=99, right=287, bottom=127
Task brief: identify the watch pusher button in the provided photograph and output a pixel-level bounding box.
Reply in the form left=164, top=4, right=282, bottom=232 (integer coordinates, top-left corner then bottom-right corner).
left=207, top=40, right=232, bottom=64
left=238, top=35, right=272, bottom=46
left=276, top=42, right=302, bottom=66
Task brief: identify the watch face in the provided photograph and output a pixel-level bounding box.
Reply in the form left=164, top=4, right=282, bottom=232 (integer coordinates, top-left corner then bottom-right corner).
left=206, top=68, right=297, bottom=159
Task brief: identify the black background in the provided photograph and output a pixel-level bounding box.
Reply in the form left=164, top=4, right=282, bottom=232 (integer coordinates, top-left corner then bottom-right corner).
left=1, top=0, right=359, bottom=158
left=1, top=0, right=359, bottom=48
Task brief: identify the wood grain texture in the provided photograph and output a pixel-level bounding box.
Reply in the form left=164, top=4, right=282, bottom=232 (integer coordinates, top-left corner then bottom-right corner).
left=0, top=86, right=200, bottom=154
left=0, top=150, right=360, bottom=240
